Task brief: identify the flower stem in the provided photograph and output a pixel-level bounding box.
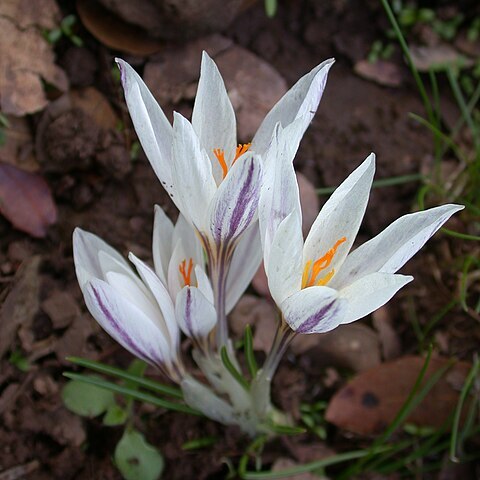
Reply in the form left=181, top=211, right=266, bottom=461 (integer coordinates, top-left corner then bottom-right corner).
left=207, top=242, right=233, bottom=349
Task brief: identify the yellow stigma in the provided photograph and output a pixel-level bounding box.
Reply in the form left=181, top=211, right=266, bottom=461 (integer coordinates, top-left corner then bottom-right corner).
left=302, top=237, right=347, bottom=288
left=179, top=258, right=194, bottom=286
left=213, top=143, right=251, bottom=179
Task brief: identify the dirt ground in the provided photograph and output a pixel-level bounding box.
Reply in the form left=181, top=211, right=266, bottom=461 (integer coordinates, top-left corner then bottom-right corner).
left=0, top=0, right=478, bottom=479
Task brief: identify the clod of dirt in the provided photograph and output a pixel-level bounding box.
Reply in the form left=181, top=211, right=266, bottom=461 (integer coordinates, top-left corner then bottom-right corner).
left=292, top=323, right=381, bottom=373
left=42, top=109, right=99, bottom=172
left=144, top=34, right=232, bottom=105
left=59, top=47, right=98, bottom=88
left=0, top=256, right=41, bottom=357
left=0, top=164, right=57, bottom=238
left=94, top=0, right=252, bottom=41
left=325, top=356, right=472, bottom=435
left=229, top=295, right=277, bottom=353
left=41, top=290, right=81, bottom=329
left=0, top=116, right=38, bottom=172
left=0, top=0, right=68, bottom=115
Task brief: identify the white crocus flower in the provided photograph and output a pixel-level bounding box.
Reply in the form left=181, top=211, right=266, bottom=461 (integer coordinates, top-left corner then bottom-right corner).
left=259, top=136, right=464, bottom=335
left=116, top=52, right=334, bottom=345
left=74, top=227, right=201, bottom=381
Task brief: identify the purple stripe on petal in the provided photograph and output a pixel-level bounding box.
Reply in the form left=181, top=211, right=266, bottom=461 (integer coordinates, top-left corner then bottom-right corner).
left=295, top=300, right=337, bottom=334
left=212, top=157, right=261, bottom=243
left=184, top=288, right=193, bottom=337
left=91, top=285, right=163, bottom=366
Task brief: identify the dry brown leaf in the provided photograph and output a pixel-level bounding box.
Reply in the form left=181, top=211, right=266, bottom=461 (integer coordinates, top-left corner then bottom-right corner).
left=77, top=0, right=163, bottom=55
left=0, top=256, right=41, bottom=358
left=0, top=0, right=68, bottom=115
left=325, top=356, right=471, bottom=435
left=410, top=44, right=474, bottom=72
left=354, top=60, right=404, bottom=87
left=0, top=162, right=57, bottom=237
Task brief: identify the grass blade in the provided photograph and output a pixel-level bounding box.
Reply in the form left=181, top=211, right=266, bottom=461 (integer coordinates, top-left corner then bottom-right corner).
left=63, top=372, right=200, bottom=416
left=244, top=325, right=258, bottom=378
left=66, top=356, right=183, bottom=399
left=220, top=346, right=250, bottom=391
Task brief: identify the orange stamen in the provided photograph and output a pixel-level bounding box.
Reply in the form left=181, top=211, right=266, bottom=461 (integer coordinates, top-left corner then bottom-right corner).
left=179, top=258, right=194, bottom=286
left=213, top=143, right=252, bottom=179
left=213, top=148, right=228, bottom=179
left=302, top=237, right=347, bottom=288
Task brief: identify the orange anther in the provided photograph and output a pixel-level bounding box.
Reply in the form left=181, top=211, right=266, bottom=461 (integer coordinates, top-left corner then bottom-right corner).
left=213, top=143, right=251, bottom=179
left=302, top=237, right=346, bottom=288
left=179, top=258, right=194, bottom=286
left=233, top=143, right=252, bottom=165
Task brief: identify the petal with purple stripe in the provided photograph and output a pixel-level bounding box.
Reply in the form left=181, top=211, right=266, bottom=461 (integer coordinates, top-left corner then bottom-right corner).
left=281, top=286, right=347, bottom=334
left=175, top=286, right=217, bottom=340
left=208, top=154, right=262, bottom=244
left=84, top=279, right=172, bottom=367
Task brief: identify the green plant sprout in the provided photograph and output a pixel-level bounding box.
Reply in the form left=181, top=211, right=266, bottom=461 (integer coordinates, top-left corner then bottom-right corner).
left=44, top=14, right=83, bottom=47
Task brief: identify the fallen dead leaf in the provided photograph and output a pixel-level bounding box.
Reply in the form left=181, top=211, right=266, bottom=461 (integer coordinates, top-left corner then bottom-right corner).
left=325, top=356, right=471, bottom=435
left=0, top=163, right=57, bottom=238
left=77, top=0, right=163, bottom=55
left=0, top=0, right=68, bottom=115
left=410, top=44, right=474, bottom=72
left=0, top=256, right=41, bottom=358
left=354, top=60, right=404, bottom=87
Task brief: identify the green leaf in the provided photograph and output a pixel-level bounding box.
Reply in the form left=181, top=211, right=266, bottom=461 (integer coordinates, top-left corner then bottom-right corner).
left=62, top=377, right=115, bottom=417
left=115, top=429, right=164, bottom=480
left=103, top=404, right=128, bottom=426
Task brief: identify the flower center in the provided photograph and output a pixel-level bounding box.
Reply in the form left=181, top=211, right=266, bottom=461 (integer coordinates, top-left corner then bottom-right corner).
left=302, top=237, right=347, bottom=288
left=179, top=258, right=194, bottom=286
left=213, top=143, right=251, bottom=179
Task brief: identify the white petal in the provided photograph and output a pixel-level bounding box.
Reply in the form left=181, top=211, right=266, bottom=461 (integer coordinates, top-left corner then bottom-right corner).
left=303, top=154, right=375, bottom=276
left=252, top=59, right=335, bottom=155
left=84, top=279, right=172, bottom=367
left=192, top=51, right=237, bottom=183
left=73, top=228, right=128, bottom=289
left=339, top=273, right=413, bottom=324
left=208, top=154, right=262, bottom=244
left=116, top=59, right=175, bottom=197
left=259, top=123, right=302, bottom=265
left=175, top=286, right=217, bottom=339
left=152, top=205, right=174, bottom=283
left=129, top=253, right=179, bottom=349
left=172, top=214, right=205, bottom=270
left=281, top=286, right=347, bottom=334
left=105, top=271, right=160, bottom=327
left=171, top=112, right=217, bottom=229
left=225, top=223, right=262, bottom=314
left=332, top=204, right=464, bottom=288
left=195, top=265, right=214, bottom=304
left=266, top=212, right=304, bottom=305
